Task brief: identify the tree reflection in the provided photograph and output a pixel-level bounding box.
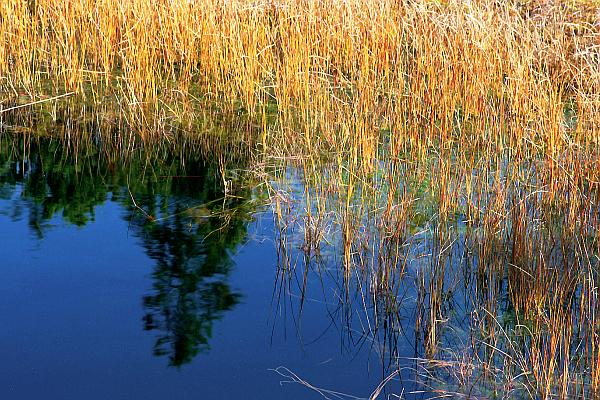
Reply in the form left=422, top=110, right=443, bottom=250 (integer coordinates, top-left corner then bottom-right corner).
left=0, top=134, right=258, bottom=367
left=0, top=139, right=111, bottom=236
left=127, top=162, right=252, bottom=367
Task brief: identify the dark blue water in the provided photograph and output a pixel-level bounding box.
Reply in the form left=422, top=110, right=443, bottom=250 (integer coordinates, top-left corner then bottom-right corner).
left=0, top=139, right=396, bottom=399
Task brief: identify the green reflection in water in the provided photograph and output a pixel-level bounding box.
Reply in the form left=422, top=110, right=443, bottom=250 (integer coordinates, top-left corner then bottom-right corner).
left=0, top=133, right=262, bottom=367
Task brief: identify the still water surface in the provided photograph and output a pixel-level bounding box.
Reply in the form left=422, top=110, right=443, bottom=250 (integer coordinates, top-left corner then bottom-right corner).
left=0, top=138, right=397, bottom=399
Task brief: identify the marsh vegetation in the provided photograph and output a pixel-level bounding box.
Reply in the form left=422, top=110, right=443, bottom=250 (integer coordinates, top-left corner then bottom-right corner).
left=2, top=0, right=600, bottom=398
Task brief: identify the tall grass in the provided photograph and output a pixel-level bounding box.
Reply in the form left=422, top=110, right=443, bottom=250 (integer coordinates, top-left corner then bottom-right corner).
left=1, top=0, right=598, bottom=145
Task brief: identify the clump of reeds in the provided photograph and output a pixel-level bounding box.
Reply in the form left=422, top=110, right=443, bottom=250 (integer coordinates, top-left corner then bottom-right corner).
left=1, top=0, right=599, bottom=149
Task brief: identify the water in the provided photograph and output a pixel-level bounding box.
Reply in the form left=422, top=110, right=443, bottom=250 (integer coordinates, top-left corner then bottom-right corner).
left=3, top=123, right=596, bottom=399
left=0, top=138, right=394, bottom=399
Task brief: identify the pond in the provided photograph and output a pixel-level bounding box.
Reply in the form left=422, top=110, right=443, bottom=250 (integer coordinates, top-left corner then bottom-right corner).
left=0, top=98, right=599, bottom=400
left=0, top=136, right=406, bottom=399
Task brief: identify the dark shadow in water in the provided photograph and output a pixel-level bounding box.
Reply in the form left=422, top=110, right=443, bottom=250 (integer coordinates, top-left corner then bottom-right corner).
left=124, top=161, right=254, bottom=367
left=0, top=134, right=259, bottom=367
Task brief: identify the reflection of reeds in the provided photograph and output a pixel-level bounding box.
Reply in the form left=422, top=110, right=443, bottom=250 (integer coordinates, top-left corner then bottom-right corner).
left=269, top=170, right=600, bottom=397
left=266, top=125, right=600, bottom=397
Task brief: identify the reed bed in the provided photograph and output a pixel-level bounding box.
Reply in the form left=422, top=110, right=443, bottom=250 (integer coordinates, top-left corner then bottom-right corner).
left=1, top=0, right=599, bottom=144
left=3, top=0, right=600, bottom=397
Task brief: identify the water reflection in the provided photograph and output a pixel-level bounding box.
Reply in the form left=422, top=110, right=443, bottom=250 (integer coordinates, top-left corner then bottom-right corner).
left=0, top=134, right=259, bottom=367
left=127, top=177, right=254, bottom=367
left=4, top=127, right=598, bottom=398
left=136, top=203, right=243, bottom=367
left=0, top=139, right=111, bottom=235
left=266, top=160, right=600, bottom=398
